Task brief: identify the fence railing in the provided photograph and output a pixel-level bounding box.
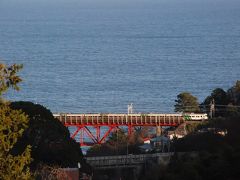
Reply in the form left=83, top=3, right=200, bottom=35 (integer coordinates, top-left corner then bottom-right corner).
left=86, top=153, right=173, bottom=168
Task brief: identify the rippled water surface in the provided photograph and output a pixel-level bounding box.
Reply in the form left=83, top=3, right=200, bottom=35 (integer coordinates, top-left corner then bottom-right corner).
left=1, top=0, right=240, bottom=113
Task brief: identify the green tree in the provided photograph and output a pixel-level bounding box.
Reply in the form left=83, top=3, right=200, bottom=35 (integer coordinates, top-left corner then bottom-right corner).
left=203, top=88, right=229, bottom=106
left=235, top=80, right=240, bottom=92
left=107, top=129, right=128, bottom=146
left=10, top=101, right=92, bottom=175
left=203, top=88, right=229, bottom=117
left=174, top=92, right=200, bottom=113
left=0, top=63, right=31, bottom=179
left=0, top=64, right=23, bottom=94
left=234, top=80, right=240, bottom=105
left=225, top=103, right=239, bottom=117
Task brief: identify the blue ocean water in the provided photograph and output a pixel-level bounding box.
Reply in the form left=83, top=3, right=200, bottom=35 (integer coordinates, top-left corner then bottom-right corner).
left=1, top=0, right=240, bottom=113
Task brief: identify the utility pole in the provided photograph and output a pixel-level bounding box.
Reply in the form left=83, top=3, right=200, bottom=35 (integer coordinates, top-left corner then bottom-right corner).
left=128, top=103, right=133, bottom=114
left=210, top=99, right=215, bottom=119
left=156, top=126, right=162, bottom=137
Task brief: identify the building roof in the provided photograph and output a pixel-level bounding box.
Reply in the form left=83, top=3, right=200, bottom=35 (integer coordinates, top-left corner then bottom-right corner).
left=139, top=144, right=152, bottom=150
left=151, top=136, right=169, bottom=142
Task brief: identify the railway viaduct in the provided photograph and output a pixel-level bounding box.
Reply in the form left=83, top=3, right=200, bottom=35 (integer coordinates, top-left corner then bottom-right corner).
left=54, top=113, right=191, bottom=146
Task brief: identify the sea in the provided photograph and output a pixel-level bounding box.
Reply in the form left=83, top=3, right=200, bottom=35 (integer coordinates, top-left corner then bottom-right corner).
left=1, top=0, right=240, bottom=114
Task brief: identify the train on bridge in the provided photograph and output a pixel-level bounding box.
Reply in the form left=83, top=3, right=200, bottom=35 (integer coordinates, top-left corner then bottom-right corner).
left=53, top=113, right=208, bottom=126
left=53, top=113, right=207, bottom=146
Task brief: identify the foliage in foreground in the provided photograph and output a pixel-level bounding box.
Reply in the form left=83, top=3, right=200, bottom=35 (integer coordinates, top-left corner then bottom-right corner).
left=34, top=163, right=68, bottom=180
left=0, top=63, right=32, bottom=179
left=10, top=101, right=92, bottom=174
left=0, top=104, right=32, bottom=180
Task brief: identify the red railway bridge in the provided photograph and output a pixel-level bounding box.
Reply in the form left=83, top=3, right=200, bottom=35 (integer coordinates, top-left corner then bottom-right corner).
left=54, top=113, right=187, bottom=146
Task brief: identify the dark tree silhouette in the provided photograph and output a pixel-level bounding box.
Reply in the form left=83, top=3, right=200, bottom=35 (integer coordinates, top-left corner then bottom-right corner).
left=174, top=92, right=200, bottom=113
left=10, top=101, right=92, bottom=174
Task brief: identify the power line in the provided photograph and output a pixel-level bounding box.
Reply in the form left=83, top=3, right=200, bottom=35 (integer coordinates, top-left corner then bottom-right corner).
left=181, top=105, right=240, bottom=108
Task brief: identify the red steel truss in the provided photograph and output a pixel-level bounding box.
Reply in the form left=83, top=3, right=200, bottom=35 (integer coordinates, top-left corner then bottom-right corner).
left=68, top=125, right=120, bottom=146
left=54, top=113, right=185, bottom=146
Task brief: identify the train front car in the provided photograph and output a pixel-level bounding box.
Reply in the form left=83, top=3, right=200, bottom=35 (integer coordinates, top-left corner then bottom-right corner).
left=183, top=113, right=208, bottom=121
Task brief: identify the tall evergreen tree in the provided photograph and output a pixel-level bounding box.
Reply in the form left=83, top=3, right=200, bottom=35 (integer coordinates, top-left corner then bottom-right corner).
left=203, top=88, right=229, bottom=117
left=174, top=92, right=200, bottom=113
left=0, top=63, right=31, bottom=179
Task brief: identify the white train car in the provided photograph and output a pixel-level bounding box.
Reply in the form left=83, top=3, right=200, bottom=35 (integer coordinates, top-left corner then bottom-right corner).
left=183, top=113, right=208, bottom=121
